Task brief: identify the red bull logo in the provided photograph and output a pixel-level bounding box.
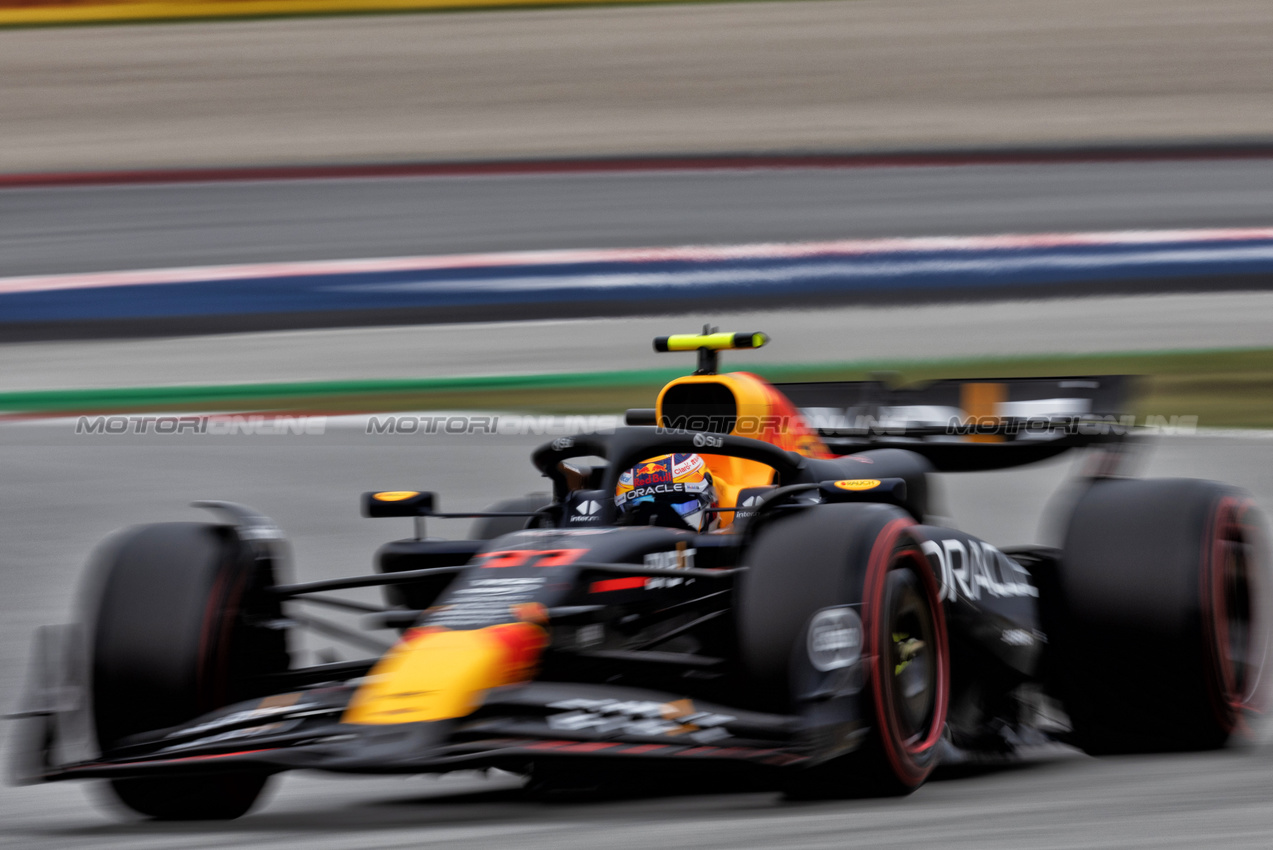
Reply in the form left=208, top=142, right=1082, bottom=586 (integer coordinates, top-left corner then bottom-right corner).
left=633, top=458, right=673, bottom=487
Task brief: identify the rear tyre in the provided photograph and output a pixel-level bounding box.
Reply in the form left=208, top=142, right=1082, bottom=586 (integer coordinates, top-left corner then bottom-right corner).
left=1055, top=478, right=1267, bottom=754
left=85, top=522, right=289, bottom=819
left=738, top=504, right=949, bottom=797
left=469, top=494, right=551, bottom=540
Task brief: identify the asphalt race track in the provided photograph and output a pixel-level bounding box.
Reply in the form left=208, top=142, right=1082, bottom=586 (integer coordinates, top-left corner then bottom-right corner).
left=7, top=292, right=1273, bottom=393
left=2, top=427, right=1273, bottom=848
left=3, top=0, right=1272, bottom=173
left=6, top=160, right=1273, bottom=277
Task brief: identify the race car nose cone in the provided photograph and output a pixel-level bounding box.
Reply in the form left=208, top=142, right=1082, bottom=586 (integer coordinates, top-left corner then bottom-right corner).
left=343, top=623, right=546, bottom=726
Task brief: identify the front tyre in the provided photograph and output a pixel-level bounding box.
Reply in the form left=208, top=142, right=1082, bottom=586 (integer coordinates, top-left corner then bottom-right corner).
left=792, top=533, right=948, bottom=797
left=109, top=775, right=269, bottom=822
left=738, top=505, right=949, bottom=797
left=85, top=522, right=288, bottom=819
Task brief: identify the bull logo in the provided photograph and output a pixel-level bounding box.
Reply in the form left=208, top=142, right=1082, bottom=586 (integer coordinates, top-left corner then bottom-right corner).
left=633, top=458, right=673, bottom=487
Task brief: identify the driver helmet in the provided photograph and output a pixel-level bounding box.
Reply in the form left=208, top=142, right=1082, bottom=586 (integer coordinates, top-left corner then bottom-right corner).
left=614, top=453, right=719, bottom=532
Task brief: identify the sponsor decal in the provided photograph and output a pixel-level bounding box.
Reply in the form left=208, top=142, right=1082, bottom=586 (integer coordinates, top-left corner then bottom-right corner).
left=512, top=602, right=549, bottom=625
left=833, top=479, right=881, bottom=491
left=590, top=577, right=648, bottom=593
left=159, top=721, right=296, bottom=754
left=236, top=521, right=284, bottom=541
left=920, top=538, right=1039, bottom=602
left=1000, top=628, right=1037, bottom=647
left=734, top=492, right=768, bottom=520
left=428, top=576, right=547, bottom=627
left=453, top=577, right=546, bottom=597
left=807, top=607, right=864, bottom=672
left=170, top=702, right=299, bottom=738
left=588, top=575, right=695, bottom=592
left=633, top=458, right=674, bottom=487
left=373, top=491, right=419, bottom=502
left=621, top=482, right=689, bottom=502
left=512, top=528, right=611, bottom=537
left=574, top=499, right=601, bottom=517
left=671, top=453, right=704, bottom=476
left=551, top=437, right=575, bottom=451
left=692, top=432, right=724, bottom=449
left=546, top=698, right=734, bottom=743
left=643, top=547, right=696, bottom=570
left=478, top=549, right=587, bottom=568
left=157, top=694, right=339, bottom=753
left=575, top=623, right=605, bottom=649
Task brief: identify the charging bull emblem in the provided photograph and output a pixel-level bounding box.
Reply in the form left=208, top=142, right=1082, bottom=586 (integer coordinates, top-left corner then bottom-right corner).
left=633, top=458, right=673, bottom=487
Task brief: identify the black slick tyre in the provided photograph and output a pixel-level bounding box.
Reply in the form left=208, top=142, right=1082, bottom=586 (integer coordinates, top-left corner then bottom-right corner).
left=1055, top=478, right=1267, bottom=754
left=738, top=504, right=949, bottom=797
left=85, top=522, right=289, bottom=819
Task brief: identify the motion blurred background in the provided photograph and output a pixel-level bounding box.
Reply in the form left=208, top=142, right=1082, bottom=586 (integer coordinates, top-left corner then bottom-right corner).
left=3, top=0, right=1273, bottom=846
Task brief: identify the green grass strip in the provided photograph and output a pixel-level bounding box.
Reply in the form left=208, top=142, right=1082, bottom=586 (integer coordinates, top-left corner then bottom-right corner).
left=5, top=346, right=1273, bottom=427
left=0, top=366, right=687, bottom=412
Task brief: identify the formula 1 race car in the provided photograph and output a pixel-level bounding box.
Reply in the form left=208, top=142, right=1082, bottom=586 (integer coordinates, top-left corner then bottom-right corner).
left=10, top=330, right=1268, bottom=819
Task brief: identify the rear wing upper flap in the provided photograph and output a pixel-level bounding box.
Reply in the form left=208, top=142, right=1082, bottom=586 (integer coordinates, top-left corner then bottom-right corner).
left=772, top=375, right=1139, bottom=471
left=774, top=375, right=1133, bottom=424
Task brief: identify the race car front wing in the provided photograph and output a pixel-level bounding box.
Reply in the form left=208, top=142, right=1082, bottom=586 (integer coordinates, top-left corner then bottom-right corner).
left=17, top=678, right=814, bottom=783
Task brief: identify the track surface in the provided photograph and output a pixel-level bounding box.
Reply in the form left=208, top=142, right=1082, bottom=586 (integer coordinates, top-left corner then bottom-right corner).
left=7, top=161, right=1273, bottom=278
left=2, top=428, right=1273, bottom=847
left=6, top=292, right=1273, bottom=392
left=3, top=0, right=1273, bottom=173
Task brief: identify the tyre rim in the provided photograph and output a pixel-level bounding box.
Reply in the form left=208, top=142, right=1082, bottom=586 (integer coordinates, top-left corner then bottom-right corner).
left=1220, top=531, right=1252, bottom=697
left=1208, top=498, right=1260, bottom=723
left=888, top=573, right=938, bottom=744
left=865, top=521, right=949, bottom=787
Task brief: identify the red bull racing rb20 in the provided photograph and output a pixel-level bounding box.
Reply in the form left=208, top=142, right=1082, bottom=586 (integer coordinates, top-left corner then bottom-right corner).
left=10, top=330, right=1268, bottom=819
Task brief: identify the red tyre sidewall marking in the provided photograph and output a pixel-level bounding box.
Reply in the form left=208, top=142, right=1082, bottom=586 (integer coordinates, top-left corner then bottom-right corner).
left=863, top=519, right=950, bottom=787
left=1201, top=496, right=1262, bottom=732
left=196, top=543, right=252, bottom=713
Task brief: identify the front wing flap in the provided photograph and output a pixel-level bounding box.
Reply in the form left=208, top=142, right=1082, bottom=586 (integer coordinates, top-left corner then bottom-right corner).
left=34, top=682, right=812, bottom=781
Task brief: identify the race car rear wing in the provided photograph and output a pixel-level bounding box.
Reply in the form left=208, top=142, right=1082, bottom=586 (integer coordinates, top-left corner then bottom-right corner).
left=772, top=374, right=1138, bottom=471
left=643, top=328, right=1138, bottom=472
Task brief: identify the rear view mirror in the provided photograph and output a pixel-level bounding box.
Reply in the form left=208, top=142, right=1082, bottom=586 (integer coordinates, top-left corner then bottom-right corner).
left=361, top=491, right=437, bottom=518
left=818, top=478, right=908, bottom=507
